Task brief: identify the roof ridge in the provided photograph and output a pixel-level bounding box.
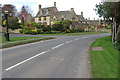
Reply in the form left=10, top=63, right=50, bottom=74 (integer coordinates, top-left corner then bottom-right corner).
left=41, top=6, right=56, bottom=9
left=58, top=10, right=71, bottom=12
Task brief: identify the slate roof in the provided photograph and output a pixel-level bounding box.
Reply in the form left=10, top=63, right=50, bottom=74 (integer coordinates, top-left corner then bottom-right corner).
left=77, top=15, right=86, bottom=21
left=54, top=10, right=79, bottom=21
left=35, top=5, right=88, bottom=24
left=36, top=7, right=58, bottom=17
left=77, top=15, right=89, bottom=24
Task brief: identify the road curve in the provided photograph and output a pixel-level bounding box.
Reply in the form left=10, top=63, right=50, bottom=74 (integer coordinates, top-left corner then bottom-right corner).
left=2, top=33, right=110, bottom=78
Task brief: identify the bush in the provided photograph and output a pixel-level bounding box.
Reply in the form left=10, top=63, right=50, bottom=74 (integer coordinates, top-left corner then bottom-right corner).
left=42, top=26, right=51, bottom=33
left=23, top=30, right=30, bottom=34
left=37, top=29, right=43, bottom=34
left=64, top=29, right=72, bottom=33
left=19, top=30, right=23, bottom=33
left=67, top=28, right=84, bottom=33
left=30, top=30, right=38, bottom=35
left=88, top=26, right=95, bottom=31
left=51, top=31, right=61, bottom=34
left=19, top=29, right=29, bottom=34
left=106, top=26, right=112, bottom=29
left=52, top=24, right=65, bottom=32
left=19, top=29, right=38, bottom=35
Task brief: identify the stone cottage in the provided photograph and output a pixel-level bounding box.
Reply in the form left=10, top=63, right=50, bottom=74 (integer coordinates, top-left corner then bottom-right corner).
left=35, top=2, right=58, bottom=25
left=35, top=2, right=88, bottom=29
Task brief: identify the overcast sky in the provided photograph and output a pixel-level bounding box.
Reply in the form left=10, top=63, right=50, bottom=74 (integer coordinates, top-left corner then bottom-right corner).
left=0, top=0, right=102, bottom=20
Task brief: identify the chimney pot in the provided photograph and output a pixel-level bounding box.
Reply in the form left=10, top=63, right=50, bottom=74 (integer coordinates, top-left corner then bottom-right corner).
left=39, top=5, right=41, bottom=9
left=54, top=2, right=56, bottom=7
left=88, top=17, right=90, bottom=20
left=81, top=11, right=83, bottom=17
left=71, top=8, right=74, bottom=11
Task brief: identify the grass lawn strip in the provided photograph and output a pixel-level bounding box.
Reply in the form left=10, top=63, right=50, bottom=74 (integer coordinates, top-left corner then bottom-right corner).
left=1, top=37, right=45, bottom=45
left=0, top=36, right=41, bottom=43
left=90, top=36, right=118, bottom=78
left=0, top=37, right=54, bottom=48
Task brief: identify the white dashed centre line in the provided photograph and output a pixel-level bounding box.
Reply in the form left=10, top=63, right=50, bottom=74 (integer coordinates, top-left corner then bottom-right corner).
left=52, top=44, right=64, bottom=49
left=5, top=39, right=75, bottom=71
left=65, top=40, right=73, bottom=43
left=5, top=50, right=49, bottom=71
left=75, top=38, right=79, bottom=41
left=83, top=37, right=87, bottom=38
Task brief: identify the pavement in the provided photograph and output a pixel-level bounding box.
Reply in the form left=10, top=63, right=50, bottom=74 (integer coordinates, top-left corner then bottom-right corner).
left=1, top=33, right=110, bottom=78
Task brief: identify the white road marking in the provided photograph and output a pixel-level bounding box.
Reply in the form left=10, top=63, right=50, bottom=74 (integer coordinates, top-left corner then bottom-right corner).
left=65, top=40, right=73, bottom=43
left=5, top=50, right=49, bottom=71
left=4, top=37, right=78, bottom=71
left=75, top=38, right=79, bottom=41
left=52, top=44, right=64, bottom=49
left=83, top=37, right=87, bottom=38
left=2, top=39, right=57, bottom=51
left=2, top=37, right=69, bottom=51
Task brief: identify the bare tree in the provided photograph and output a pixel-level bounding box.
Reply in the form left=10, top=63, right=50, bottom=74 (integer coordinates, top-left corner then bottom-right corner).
left=18, top=6, right=33, bottom=24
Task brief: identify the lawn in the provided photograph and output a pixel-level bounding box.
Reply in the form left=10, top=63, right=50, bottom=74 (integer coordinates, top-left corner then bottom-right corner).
left=0, top=36, right=41, bottom=43
left=64, top=31, right=109, bottom=36
left=40, top=31, right=109, bottom=36
left=0, top=36, right=54, bottom=48
left=90, top=36, right=118, bottom=78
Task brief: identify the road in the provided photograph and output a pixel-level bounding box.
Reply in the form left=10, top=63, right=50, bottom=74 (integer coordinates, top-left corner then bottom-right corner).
left=2, top=33, right=110, bottom=78
left=0, top=33, right=65, bottom=38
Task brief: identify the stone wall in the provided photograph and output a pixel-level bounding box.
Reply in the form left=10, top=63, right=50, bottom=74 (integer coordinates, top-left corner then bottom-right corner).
left=96, top=28, right=111, bottom=32
left=0, top=26, right=21, bottom=33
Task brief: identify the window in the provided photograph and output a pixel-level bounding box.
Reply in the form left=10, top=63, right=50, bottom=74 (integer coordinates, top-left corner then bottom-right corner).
left=72, top=18, right=75, bottom=21
left=53, top=16, right=56, bottom=20
left=39, top=18, right=41, bottom=21
left=61, top=18, right=64, bottom=21
left=44, top=17, right=46, bottom=20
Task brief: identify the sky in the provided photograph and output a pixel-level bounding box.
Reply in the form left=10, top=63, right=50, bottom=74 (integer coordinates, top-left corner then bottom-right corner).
left=0, top=0, right=102, bottom=20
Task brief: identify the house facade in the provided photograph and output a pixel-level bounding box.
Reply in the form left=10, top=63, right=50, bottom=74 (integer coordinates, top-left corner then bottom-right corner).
left=35, top=2, right=58, bottom=25
left=87, top=19, right=101, bottom=27
left=35, top=2, right=88, bottom=30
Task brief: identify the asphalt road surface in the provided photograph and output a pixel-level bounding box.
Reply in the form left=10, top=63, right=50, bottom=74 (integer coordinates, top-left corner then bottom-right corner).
left=2, top=33, right=110, bottom=78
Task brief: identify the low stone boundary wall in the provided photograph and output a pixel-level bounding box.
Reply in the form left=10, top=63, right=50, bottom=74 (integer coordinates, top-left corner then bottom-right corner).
left=0, top=26, right=21, bottom=33
left=96, top=28, right=111, bottom=32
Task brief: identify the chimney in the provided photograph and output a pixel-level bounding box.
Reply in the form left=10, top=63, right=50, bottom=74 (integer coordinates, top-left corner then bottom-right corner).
left=81, top=11, right=83, bottom=17
left=54, top=2, right=56, bottom=7
left=71, top=8, right=74, bottom=11
left=88, top=17, right=90, bottom=20
left=39, top=5, right=41, bottom=9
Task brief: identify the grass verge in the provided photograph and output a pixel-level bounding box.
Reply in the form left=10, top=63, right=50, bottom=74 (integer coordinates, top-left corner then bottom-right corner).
left=90, top=36, right=118, bottom=78
left=40, top=31, right=109, bottom=36
left=0, top=36, right=42, bottom=43
left=0, top=37, right=54, bottom=48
